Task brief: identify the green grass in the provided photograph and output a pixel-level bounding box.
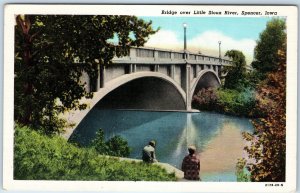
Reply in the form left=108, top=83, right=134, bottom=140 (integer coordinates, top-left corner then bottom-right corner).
left=14, top=125, right=176, bottom=181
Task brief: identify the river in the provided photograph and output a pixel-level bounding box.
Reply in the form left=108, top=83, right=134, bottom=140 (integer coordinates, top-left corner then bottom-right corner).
left=69, top=109, right=253, bottom=182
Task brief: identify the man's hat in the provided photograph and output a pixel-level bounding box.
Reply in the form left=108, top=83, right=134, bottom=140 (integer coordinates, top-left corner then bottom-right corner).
left=149, top=140, right=156, bottom=147
left=188, top=145, right=196, bottom=151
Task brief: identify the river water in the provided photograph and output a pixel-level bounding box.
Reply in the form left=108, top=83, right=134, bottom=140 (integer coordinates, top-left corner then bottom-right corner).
left=69, top=109, right=253, bottom=182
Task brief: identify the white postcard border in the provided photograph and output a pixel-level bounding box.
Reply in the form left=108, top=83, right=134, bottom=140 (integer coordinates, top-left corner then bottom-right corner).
left=3, top=4, right=298, bottom=192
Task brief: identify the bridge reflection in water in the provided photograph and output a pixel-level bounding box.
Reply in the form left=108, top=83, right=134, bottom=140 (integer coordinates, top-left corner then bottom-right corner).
left=69, top=109, right=253, bottom=182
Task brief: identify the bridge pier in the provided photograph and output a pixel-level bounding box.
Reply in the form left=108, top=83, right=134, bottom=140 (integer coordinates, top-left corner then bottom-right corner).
left=185, top=64, right=192, bottom=111
left=175, top=63, right=192, bottom=111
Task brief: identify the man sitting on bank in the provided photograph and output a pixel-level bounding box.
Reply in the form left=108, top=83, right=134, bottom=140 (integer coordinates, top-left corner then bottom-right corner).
left=181, top=145, right=201, bottom=180
left=142, top=140, right=158, bottom=163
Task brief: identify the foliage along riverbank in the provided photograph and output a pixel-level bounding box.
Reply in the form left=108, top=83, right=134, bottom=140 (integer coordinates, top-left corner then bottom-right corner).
left=192, top=49, right=259, bottom=118
left=14, top=125, right=176, bottom=181
left=192, top=87, right=257, bottom=118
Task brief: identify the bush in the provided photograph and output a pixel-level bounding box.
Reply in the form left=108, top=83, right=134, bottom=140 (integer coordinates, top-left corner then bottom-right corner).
left=14, top=125, right=176, bottom=181
left=192, top=88, right=218, bottom=111
left=192, top=87, right=256, bottom=117
left=90, top=129, right=131, bottom=157
left=217, top=88, right=256, bottom=117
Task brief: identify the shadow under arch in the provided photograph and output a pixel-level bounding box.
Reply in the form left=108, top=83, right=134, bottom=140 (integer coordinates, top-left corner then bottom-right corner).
left=189, top=69, right=221, bottom=106
left=96, top=74, right=186, bottom=110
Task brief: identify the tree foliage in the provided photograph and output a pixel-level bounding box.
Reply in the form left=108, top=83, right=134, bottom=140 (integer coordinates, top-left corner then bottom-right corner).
left=252, top=18, right=286, bottom=74
left=236, top=158, right=250, bottom=182
left=14, top=15, right=157, bottom=134
left=223, top=50, right=247, bottom=90
left=243, top=41, right=286, bottom=182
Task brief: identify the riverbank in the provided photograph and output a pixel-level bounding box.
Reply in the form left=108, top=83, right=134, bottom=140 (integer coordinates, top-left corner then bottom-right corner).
left=14, top=125, right=178, bottom=181
left=118, top=157, right=184, bottom=180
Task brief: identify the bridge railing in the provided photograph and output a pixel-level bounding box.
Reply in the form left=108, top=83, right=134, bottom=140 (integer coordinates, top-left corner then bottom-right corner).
left=113, top=47, right=232, bottom=66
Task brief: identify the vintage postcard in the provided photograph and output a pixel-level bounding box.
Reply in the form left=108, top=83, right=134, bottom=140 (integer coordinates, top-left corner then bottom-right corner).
left=3, top=4, right=297, bottom=192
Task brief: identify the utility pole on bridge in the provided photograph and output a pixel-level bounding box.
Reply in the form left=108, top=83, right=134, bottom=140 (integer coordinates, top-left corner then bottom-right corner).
left=218, top=41, right=222, bottom=77
left=183, top=23, right=187, bottom=59
left=218, top=41, right=222, bottom=64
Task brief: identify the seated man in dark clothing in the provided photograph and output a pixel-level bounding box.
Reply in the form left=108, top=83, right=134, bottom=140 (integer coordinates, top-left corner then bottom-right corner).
left=142, top=140, right=158, bottom=163
left=181, top=145, right=201, bottom=180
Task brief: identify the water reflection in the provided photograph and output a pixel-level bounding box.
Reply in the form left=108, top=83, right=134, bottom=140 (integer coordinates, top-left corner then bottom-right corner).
left=69, top=109, right=253, bottom=181
left=200, top=122, right=245, bottom=172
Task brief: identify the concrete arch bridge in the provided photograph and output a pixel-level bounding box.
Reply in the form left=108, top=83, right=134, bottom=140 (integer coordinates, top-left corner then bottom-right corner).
left=63, top=47, right=232, bottom=138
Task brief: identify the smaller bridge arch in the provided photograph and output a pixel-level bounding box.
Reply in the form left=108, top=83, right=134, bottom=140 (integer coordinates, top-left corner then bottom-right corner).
left=189, top=69, right=221, bottom=107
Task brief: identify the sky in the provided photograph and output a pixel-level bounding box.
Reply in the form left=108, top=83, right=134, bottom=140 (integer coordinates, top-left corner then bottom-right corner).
left=139, top=17, right=272, bottom=65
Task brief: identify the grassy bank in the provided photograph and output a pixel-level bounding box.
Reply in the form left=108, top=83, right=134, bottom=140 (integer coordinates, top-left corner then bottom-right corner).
left=14, top=125, right=176, bottom=181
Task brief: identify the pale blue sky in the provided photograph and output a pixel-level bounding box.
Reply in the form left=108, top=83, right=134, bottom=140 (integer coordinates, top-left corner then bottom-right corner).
left=139, top=16, right=274, bottom=64
left=140, top=16, right=272, bottom=41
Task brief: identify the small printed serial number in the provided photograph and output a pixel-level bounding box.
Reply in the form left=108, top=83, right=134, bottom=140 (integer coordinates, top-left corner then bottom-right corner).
left=265, top=183, right=284, bottom=187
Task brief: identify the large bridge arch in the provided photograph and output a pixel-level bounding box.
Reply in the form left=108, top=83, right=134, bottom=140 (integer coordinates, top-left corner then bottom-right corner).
left=66, top=72, right=187, bottom=133
left=189, top=69, right=221, bottom=107
left=96, top=73, right=187, bottom=110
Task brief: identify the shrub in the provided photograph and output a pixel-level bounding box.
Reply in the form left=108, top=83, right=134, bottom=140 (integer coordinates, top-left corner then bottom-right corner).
left=90, top=129, right=131, bottom=157
left=14, top=125, right=176, bottom=181
left=217, top=88, right=256, bottom=117
left=192, top=87, right=218, bottom=111
left=192, top=87, right=256, bottom=117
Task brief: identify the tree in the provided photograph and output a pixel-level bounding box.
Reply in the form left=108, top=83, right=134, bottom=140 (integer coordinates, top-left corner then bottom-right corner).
left=243, top=40, right=286, bottom=182
left=223, top=50, right=247, bottom=90
left=15, top=15, right=157, bottom=134
left=252, top=18, right=286, bottom=74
